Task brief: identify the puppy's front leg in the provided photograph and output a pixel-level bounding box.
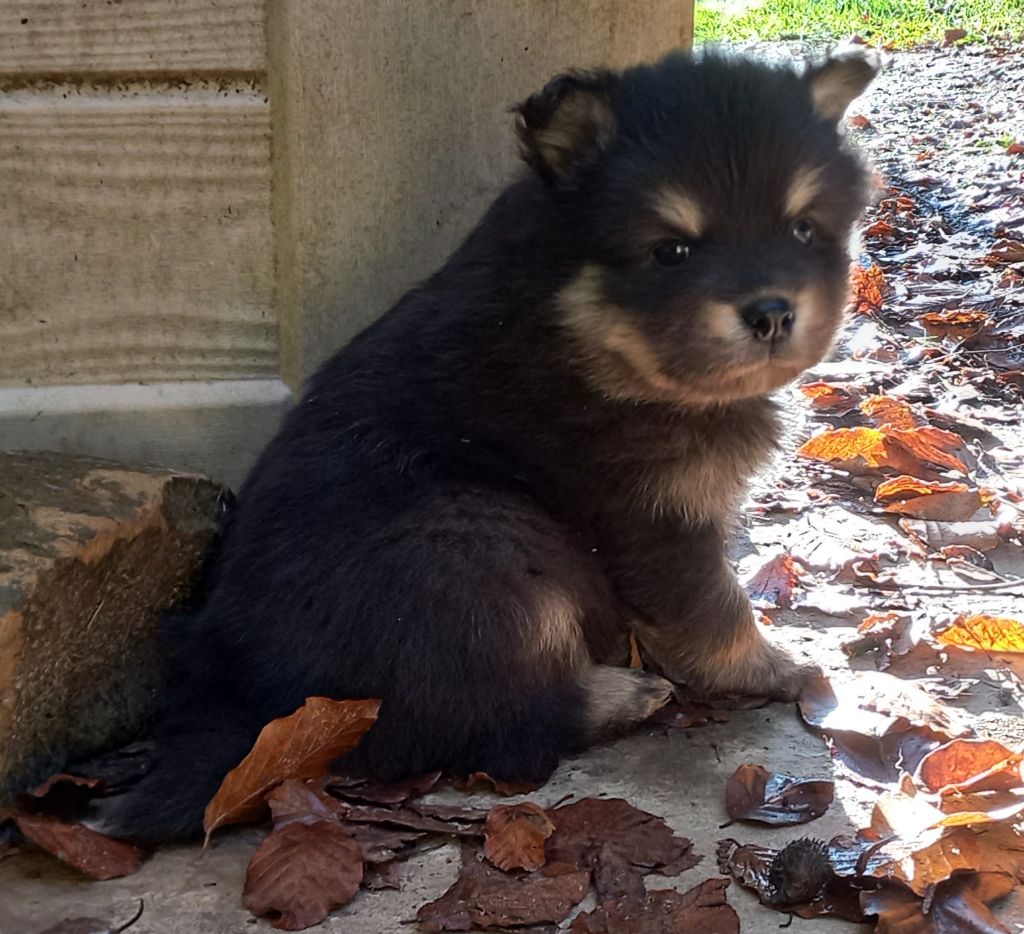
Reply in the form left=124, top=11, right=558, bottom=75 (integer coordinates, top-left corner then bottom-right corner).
left=604, top=515, right=811, bottom=700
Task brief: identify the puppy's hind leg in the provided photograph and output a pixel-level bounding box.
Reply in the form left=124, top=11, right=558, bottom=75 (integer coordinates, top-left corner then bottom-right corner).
left=581, top=666, right=673, bottom=741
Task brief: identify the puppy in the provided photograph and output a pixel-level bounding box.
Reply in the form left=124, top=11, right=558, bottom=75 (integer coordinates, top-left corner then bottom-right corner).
left=84, top=48, right=878, bottom=841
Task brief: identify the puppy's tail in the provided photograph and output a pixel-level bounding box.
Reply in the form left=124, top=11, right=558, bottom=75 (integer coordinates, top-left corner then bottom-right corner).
left=76, top=704, right=257, bottom=844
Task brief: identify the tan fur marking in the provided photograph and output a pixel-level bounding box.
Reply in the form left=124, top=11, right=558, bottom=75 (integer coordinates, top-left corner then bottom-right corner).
left=532, top=588, right=588, bottom=668
left=640, top=445, right=755, bottom=524
left=559, top=267, right=687, bottom=404
left=654, top=190, right=704, bottom=238
left=785, top=166, right=823, bottom=218
left=582, top=666, right=672, bottom=739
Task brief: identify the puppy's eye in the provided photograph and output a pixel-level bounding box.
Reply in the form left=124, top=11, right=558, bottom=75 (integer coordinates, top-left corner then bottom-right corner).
left=653, top=239, right=690, bottom=266
left=793, top=219, right=815, bottom=244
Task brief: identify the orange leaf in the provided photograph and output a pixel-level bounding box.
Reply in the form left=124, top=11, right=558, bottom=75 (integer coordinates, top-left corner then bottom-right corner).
left=243, top=821, right=364, bottom=930
left=916, top=738, right=1024, bottom=795
left=982, top=239, right=1024, bottom=266
left=874, top=475, right=983, bottom=521
left=849, top=114, right=872, bottom=129
left=850, top=264, right=886, bottom=314
left=1008, top=141, right=1024, bottom=155
left=204, top=697, right=380, bottom=841
left=800, top=381, right=861, bottom=412
left=919, top=309, right=991, bottom=340
left=12, top=812, right=141, bottom=880
left=864, top=219, right=897, bottom=239
left=798, top=427, right=966, bottom=479
left=483, top=803, right=554, bottom=872
left=860, top=395, right=920, bottom=430
left=935, top=615, right=1024, bottom=653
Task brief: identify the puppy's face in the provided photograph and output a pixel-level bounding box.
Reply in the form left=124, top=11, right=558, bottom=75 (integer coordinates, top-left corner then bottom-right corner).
left=517, top=50, right=879, bottom=406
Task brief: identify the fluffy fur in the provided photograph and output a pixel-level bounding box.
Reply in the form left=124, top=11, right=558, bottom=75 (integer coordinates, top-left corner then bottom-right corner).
left=80, top=48, right=877, bottom=842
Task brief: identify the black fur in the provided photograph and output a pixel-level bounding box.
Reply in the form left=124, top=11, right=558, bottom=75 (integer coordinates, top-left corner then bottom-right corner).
left=81, top=49, right=876, bottom=842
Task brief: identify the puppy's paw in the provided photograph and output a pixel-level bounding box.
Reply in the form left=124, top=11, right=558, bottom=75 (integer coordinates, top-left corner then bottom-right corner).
left=698, top=640, right=816, bottom=703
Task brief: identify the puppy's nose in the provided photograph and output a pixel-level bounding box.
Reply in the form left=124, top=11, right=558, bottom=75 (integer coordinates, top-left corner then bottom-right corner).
left=740, top=297, right=795, bottom=341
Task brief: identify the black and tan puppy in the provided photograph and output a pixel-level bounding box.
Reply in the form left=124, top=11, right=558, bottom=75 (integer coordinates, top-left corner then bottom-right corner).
left=86, top=48, right=878, bottom=841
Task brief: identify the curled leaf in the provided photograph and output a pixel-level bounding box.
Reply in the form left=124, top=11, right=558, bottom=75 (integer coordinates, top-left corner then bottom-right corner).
left=204, top=697, right=380, bottom=841
left=874, top=476, right=983, bottom=521
left=916, top=739, right=1024, bottom=796
left=723, top=764, right=834, bottom=827
left=12, top=813, right=141, bottom=880
left=483, top=803, right=553, bottom=872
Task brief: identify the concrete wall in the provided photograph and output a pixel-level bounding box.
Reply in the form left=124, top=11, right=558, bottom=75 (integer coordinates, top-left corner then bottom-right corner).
left=1, top=0, right=693, bottom=487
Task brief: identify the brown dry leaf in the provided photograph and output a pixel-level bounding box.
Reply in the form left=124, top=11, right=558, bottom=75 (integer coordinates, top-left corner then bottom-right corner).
left=723, top=764, right=834, bottom=827
left=546, top=798, right=694, bottom=879
left=899, top=518, right=1004, bottom=553
left=849, top=114, right=872, bottom=129
left=628, top=630, right=643, bottom=669
left=935, top=615, right=1024, bottom=653
left=416, top=847, right=589, bottom=932
left=917, top=739, right=1024, bottom=796
left=266, top=778, right=343, bottom=829
left=204, top=697, right=380, bottom=840
left=827, top=727, right=946, bottom=789
left=861, top=395, right=921, bottom=430
left=342, top=821, right=424, bottom=865
left=875, top=476, right=984, bottom=522
left=569, top=878, right=740, bottom=934
left=12, top=812, right=141, bottom=880
left=716, top=837, right=865, bottom=921
left=798, top=426, right=967, bottom=479
left=328, top=771, right=441, bottom=806
left=331, top=800, right=484, bottom=838
left=851, top=264, right=886, bottom=313
left=943, top=26, right=969, bottom=43
left=483, top=802, right=554, bottom=872
left=1008, top=142, right=1024, bottom=155
left=800, top=380, right=862, bottom=413
left=243, top=821, right=364, bottom=931
left=920, top=309, right=991, bottom=340
left=863, top=872, right=1013, bottom=934
left=868, top=825, right=980, bottom=896
left=744, top=554, right=805, bottom=608
left=28, top=773, right=104, bottom=799
left=982, top=239, right=1024, bottom=266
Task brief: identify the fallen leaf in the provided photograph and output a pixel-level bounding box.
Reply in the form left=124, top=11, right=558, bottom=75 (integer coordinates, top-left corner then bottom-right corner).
left=851, top=264, right=886, bottom=313
left=867, top=824, right=981, bottom=896
left=744, top=554, right=806, bottom=608
left=798, top=426, right=967, bottom=479
left=849, top=114, right=872, bottom=129
left=243, top=821, right=364, bottom=931
left=943, top=27, right=968, bottom=43
left=328, top=771, right=441, bottom=805
left=723, top=764, right=834, bottom=827
left=341, top=821, right=425, bottom=864
left=266, top=778, right=343, bottom=829
left=331, top=800, right=484, bottom=837
left=717, top=837, right=864, bottom=921
left=916, top=739, right=1024, bottom=796
left=920, top=309, right=991, bottom=340
left=865, top=218, right=899, bottom=239
left=827, top=727, right=946, bottom=789
left=483, top=802, right=554, bottom=872
left=875, top=476, right=983, bottom=521
left=12, top=812, right=141, bottom=880
left=28, top=773, right=104, bottom=799
left=862, top=872, right=1013, bottom=934
left=546, top=797, right=694, bottom=879
left=861, top=396, right=921, bottom=430
left=935, top=615, right=1024, bottom=653
left=569, top=878, right=740, bottom=933
left=800, top=380, right=862, bottom=413
left=416, top=847, right=589, bottom=931
left=983, top=239, right=1024, bottom=266
left=204, top=697, right=380, bottom=840
left=899, top=518, right=1003, bottom=552
left=1008, top=142, right=1024, bottom=155
left=798, top=672, right=971, bottom=741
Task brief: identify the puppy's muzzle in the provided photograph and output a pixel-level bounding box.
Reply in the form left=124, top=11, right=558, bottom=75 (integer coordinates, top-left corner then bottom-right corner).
left=740, top=297, right=795, bottom=342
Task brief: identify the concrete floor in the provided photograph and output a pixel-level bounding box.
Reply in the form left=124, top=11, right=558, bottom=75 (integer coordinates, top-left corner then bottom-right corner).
left=1, top=706, right=869, bottom=934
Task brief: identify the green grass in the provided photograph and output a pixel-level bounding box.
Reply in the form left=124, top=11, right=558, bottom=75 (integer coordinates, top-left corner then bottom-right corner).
left=695, top=0, right=1024, bottom=47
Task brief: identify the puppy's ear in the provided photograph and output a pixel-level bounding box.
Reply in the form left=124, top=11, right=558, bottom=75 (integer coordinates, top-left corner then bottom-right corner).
left=514, top=70, right=616, bottom=181
left=805, top=47, right=881, bottom=122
